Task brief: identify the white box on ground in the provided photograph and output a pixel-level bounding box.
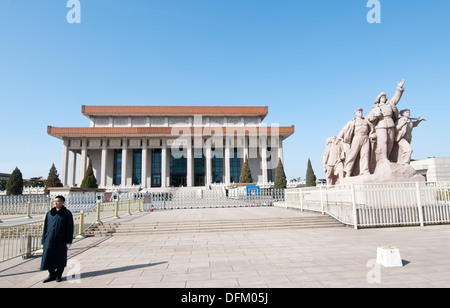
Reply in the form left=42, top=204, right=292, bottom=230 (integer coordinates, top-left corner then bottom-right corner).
left=376, top=246, right=403, bottom=267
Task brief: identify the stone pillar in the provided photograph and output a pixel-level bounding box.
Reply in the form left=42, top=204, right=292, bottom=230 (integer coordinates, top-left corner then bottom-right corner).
left=161, top=138, right=167, bottom=188
left=243, top=135, right=249, bottom=161
left=225, top=137, right=231, bottom=185
left=69, top=151, right=77, bottom=187
left=142, top=138, right=148, bottom=188
left=187, top=141, right=193, bottom=187
left=278, top=138, right=284, bottom=164
left=79, top=138, right=87, bottom=184
left=121, top=138, right=128, bottom=188
left=205, top=139, right=212, bottom=186
left=260, top=136, right=268, bottom=184
left=61, top=139, right=69, bottom=187
left=100, top=138, right=108, bottom=188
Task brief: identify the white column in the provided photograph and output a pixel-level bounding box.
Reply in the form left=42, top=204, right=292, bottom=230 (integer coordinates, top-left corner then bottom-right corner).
left=278, top=138, right=284, bottom=164
left=161, top=138, right=167, bottom=187
left=205, top=139, right=212, bottom=186
left=79, top=138, right=87, bottom=184
left=187, top=140, right=193, bottom=187
left=101, top=138, right=108, bottom=188
left=225, top=137, right=231, bottom=185
left=61, top=139, right=69, bottom=187
left=121, top=138, right=128, bottom=187
left=261, top=136, right=268, bottom=184
left=243, top=136, right=249, bottom=161
left=142, top=139, right=148, bottom=188
left=69, top=151, right=77, bottom=187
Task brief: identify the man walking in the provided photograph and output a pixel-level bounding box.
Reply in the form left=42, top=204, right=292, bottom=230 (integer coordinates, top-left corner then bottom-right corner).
left=41, top=195, right=74, bottom=283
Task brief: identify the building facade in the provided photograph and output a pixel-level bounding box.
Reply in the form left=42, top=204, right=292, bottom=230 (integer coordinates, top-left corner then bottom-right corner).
left=47, top=106, right=294, bottom=192
left=411, top=157, right=450, bottom=182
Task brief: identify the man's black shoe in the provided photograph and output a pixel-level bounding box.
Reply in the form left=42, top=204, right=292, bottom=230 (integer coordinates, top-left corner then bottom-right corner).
left=55, top=277, right=62, bottom=282
left=43, top=275, right=56, bottom=283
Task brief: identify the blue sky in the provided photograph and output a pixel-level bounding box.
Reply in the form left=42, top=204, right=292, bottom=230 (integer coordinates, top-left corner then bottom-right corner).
left=1, top=0, right=449, bottom=181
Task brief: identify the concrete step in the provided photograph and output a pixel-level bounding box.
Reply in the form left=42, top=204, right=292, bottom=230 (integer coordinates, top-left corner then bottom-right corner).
left=84, top=215, right=344, bottom=237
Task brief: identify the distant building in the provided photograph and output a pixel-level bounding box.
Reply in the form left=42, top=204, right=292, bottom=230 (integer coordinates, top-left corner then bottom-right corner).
left=411, top=157, right=450, bottom=182
left=0, top=173, right=10, bottom=181
left=47, top=105, right=294, bottom=192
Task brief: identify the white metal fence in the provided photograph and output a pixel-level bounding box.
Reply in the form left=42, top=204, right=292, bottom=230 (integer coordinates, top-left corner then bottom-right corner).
left=0, top=198, right=143, bottom=263
left=142, top=189, right=284, bottom=210
left=284, top=182, right=450, bottom=229
left=0, top=194, right=104, bottom=216
left=1, top=189, right=285, bottom=262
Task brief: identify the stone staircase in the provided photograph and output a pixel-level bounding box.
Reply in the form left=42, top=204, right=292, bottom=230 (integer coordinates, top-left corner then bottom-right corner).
left=84, top=215, right=344, bottom=237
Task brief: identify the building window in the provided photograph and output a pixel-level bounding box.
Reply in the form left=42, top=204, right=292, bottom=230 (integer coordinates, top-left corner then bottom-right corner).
left=267, top=151, right=273, bottom=183
left=230, top=148, right=241, bottom=183
left=194, top=152, right=205, bottom=186
left=151, top=149, right=161, bottom=187
left=170, top=151, right=187, bottom=187
left=132, top=149, right=142, bottom=185
left=212, top=156, right=223, bottom=183
left=113, top=149, right=122, bottom=185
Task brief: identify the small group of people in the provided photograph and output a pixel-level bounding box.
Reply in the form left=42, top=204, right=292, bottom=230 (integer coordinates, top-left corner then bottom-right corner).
left=323, top=79, right=426, bottom=185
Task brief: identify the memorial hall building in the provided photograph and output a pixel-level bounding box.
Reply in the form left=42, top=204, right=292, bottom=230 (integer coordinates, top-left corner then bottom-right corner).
left=47, top=105, right=294, bottom=192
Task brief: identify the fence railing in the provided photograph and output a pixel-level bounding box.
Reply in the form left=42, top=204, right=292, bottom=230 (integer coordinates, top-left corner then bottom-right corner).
left=284, top=182, right=450, bottom=229
left=0, top=198, right=143, bottom=263
left=0, top=194, right=104, bottom=217
left=142, top=189, right=284, bottom=210
left=0, top=221, right=44, bottom=262
left=1, top=189, right=285, bottom=262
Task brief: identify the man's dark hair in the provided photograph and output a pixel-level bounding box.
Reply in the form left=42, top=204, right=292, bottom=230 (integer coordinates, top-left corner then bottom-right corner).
left=55, top=195, right=65, bottom=202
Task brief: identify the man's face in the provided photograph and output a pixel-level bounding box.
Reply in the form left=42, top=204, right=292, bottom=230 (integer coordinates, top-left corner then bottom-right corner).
left=380, top=96, right=387, bottom=104
left=54, top=198, right=65, bottom=209
left=355, top=110, right=363, bottom=117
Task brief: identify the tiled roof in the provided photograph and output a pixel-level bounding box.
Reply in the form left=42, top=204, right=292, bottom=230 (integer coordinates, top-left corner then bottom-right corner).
left=82, top=105, right=269, bottom=118
left=47, top=125, right=295, bottom=139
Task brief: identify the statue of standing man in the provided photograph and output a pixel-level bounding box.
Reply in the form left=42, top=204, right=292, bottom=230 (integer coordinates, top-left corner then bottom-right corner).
left=338, top=108, right=376, bottom=177
left=366, top=79, right=405, bottom=165
left=395, top=109, right=426, bottom=166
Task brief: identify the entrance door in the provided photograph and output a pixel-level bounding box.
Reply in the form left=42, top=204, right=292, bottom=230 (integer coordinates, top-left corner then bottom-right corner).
left=170, top=152, right=187, bottom=187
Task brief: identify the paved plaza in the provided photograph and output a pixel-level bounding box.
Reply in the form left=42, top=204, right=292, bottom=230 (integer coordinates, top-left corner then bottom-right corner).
left=1, top=206, right=450, bottom=288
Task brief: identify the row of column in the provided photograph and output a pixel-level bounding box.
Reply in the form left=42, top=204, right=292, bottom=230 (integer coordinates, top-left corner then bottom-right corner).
left=61, top=137, right=283, bottom=189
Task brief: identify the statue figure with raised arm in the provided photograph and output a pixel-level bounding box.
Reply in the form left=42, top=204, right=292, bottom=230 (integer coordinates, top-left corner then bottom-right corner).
left=366, top=79, right=405, bottom=165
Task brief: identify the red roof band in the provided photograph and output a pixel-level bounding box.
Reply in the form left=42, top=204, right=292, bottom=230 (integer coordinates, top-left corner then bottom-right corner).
left=47, top=125, right=295, bottom=139
left=82, top=105, right=269, bottom=119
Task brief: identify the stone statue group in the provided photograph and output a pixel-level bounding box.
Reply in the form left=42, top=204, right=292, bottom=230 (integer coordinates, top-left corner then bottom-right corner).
left=323, top=79, right=426, bottom=186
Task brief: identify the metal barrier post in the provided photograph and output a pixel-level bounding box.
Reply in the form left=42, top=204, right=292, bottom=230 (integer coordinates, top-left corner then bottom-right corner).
left=416, top=182, right=424, bottom=227
left=299, top=189, right=303, bottom=211
left=114, top=200, right=120, bottom=219
left=76, top=210, right=86, bottom=238
left=126, top=200, right=131, bottom=215
left=351, top=184, right=358, bottom=230
left=22, top=232, right=32, bottom=259
left=320, top=185, right=324, bottom=215
left=25, top=201, right=32, bottom=219
left=95, top=200, right=102, bottom=224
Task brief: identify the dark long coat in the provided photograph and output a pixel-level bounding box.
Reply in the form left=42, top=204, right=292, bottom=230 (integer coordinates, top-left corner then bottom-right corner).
left=40, top=206, right=74, bottom=270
